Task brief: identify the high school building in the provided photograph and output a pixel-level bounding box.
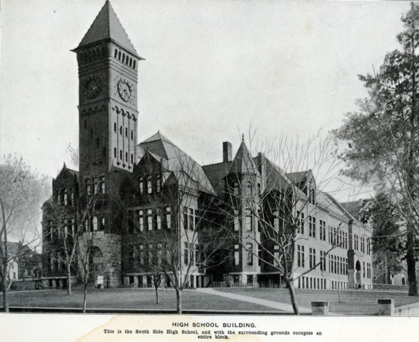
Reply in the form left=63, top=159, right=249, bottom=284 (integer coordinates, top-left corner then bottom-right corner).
left=42, top=1, right=373, bottom=290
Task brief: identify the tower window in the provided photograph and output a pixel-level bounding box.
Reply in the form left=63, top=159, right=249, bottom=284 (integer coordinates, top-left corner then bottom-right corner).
left=125, top=152, right=128, bottom=162
left=114, top=148, right=116, bottom=158
left=114, top=123, right=116, bottom=132
left=133, top=61, right=136, bottom=69
left=147, top=176, right=152, bottom=194
left=120, top=126, right=122, bottom=135
left=131, top=130, right=133, bottom=140
left=125, top=128, right=128, bottom=137
left=118, top=51, right=121, bottom=60
left=120, top=150, right=122, bottom=160
left=131, top=154, right=133, bottom=164
left=114, top=49, right=118, bottom=58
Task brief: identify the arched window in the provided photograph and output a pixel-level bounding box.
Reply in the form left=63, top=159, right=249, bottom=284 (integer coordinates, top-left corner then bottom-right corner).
left=133, top=61, right=136, bottom=69
left=118, top=51, right=121, bottom=60
left=139, top=177, right=144, bottom=194
left=234, top=183, right=239, bottom=196
left=125, top=127, right=128, bottom=137
left=114, top=49, right=118, bottom=58
left=64, top=189, right=68, bottom=205
left=93, top=217, right=98, bottom=231
left=147, top=176, right=152, bottom=194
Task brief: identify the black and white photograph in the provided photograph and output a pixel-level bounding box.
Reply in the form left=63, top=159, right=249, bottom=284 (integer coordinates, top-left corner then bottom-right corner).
left=1, top=0, right=419, bottom=341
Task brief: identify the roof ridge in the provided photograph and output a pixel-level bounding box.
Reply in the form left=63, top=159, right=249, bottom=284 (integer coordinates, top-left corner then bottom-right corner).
left=76, top=1, right=138, bottom=56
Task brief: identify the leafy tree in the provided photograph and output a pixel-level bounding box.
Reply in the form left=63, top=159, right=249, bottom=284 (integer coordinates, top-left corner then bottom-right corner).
left=332, top=3, right=419, bottom=295
left=368, top=193, right=404, bottom=284
left=0, top=155, right=49, bottom=312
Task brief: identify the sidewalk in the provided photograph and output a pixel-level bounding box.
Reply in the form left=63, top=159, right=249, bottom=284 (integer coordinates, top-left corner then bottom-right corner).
left=195, top=288, right=312, bottom=314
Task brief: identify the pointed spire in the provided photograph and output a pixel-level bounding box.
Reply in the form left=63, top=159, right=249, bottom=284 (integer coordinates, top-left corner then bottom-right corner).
left=76, top=0, right=139, bottom=57
left=228, top=139, right=259, bottom=176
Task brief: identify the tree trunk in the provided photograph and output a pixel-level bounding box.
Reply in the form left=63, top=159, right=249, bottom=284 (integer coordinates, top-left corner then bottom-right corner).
left=407, top=228, right=417, bottom=296
left=2, top=272, right=9, bottom=313
left=67, top=264, right=72, bottom=296
left=82, top=283, right=88, bottom=313
left=175, top=287, right=182, bottom=314
left=286, top=279, right=300, bottom=315
left=155, top=284, right=159, bottom=304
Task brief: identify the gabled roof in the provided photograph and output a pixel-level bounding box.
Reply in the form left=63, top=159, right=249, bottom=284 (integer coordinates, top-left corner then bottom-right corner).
left=138, top=132, right=216, bottom=196
left=264, top=158, right=294, bottom=192
left=202, top=162, right=233, bottom=199
left=76, top=0, right=139, bottom=57
left=56, top=163, right=78, bottom=180
left=228, top=140, right=259, bottom=176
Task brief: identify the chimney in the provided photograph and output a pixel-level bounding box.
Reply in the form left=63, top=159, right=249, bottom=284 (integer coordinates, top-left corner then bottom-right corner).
left=223, top=142, right=232, bottom=163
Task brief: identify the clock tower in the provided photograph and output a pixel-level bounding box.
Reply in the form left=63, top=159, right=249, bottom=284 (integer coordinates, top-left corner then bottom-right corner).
left=73, top=0, right=143, bottom=180
left=72, top=0, right=143, bottom=287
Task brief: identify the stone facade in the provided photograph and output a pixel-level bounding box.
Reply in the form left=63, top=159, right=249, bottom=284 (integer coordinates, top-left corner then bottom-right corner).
left=42, top=1, right=374, bottom=290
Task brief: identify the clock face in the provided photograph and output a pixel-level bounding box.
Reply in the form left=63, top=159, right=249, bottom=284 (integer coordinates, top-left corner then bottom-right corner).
left=85, top=77, right=102, bottom=99
left=118, top=80, right=132, bottom=102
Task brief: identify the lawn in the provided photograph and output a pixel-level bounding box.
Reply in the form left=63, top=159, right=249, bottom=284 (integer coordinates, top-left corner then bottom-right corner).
left=216, top=287, right=419, bottom=315
left=4, top=287, right=419, bottom=315
left=3, top=288, right=279, bottom=313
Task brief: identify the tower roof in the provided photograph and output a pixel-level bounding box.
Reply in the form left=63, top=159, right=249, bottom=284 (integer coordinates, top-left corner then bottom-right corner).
left=76, top=0, right=139, bottom=57
left=228, top=140, right=259, bottom=176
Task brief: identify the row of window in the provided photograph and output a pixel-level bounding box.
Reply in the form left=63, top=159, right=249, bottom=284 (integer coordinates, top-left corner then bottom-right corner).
left=114, top=123, right=134, bottom=140
left=183, top=207, right=198, bottom=231
left=54, top=188, right=76, bottom=206
left=298, top=214, right=326, bottom=241
left=298, top=276, right=328, bottom=290
left=296, top=245, right=349, bottom=275
left=114, top=48, right=136, bottom=70
left=113, top=148, right=134, bottom=165
left=233, top=243, right=260, bottom=267
left=85, top=176, right=106, bottom=195
left=47, top=252, right=65, bottom=271
left=329, top=254, right=348, bottom=275
left=138, top=175, right=161, bottom=195
left=354, top=235, right=371, bottom=255
left=127, top=207, right=171, bottom=233
left=233, top=209, right=254, bottom=232
left=328, top=227, right=348, bottom=249
left=127, top=242, right=201, bottom=267
left=78, top=46, right=106, bottom=64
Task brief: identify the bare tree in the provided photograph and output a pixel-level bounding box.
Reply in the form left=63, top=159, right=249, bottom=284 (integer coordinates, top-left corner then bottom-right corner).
left=219, top=133, right=362, bottom=315
left=121, top=148, right=229, bottom=314
left=0, top=155, right=49, bottom=312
